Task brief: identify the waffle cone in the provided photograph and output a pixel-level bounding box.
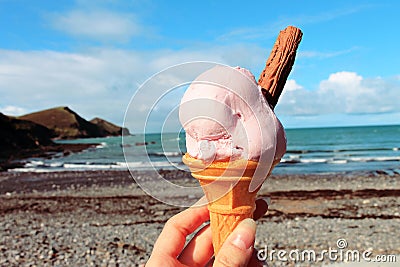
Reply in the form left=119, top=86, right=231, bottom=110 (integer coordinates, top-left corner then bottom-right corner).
left=183, top=154, right=261, bottom=254
left=206, top=180, right=258, bottom=255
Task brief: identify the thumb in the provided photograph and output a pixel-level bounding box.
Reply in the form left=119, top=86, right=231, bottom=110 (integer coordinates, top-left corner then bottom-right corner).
left=213, top=218, right=256, bottom=267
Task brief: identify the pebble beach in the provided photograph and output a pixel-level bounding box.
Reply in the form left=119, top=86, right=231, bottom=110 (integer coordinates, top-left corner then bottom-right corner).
left=0, top=170, right=399, bottom=267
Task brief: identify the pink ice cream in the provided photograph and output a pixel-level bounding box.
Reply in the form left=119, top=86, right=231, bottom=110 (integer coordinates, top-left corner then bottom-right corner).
left=179, top=65, right=286, bottom=167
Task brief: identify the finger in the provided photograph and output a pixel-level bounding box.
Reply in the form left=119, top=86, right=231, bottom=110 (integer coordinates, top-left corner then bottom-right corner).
left=207, top=249, right=266, bottom=267
left=151, top=205, right=210, bottom=258
left=253, top=197, right=270, bottom=220
left=181, top=197, right=269, bottom=266
left=213, top=218, right=256, bottom=267
left=178, top=223, right=214, bottom=266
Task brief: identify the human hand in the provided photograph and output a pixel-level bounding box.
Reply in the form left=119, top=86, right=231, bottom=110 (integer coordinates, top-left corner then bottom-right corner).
left=146, top=198, right=269, bottom=267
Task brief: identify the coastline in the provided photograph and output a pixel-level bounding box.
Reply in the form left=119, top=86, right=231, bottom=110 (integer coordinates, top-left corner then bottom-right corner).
left=1, top=170, right=399, bottom=266
left=0, top=143, right=98, bottom=171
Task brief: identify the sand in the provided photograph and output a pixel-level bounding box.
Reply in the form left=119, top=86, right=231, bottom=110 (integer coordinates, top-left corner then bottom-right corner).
left=0, top=169, right=399, bottom=266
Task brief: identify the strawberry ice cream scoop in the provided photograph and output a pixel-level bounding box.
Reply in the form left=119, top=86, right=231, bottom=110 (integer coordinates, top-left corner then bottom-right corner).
left=179, top=65, right=286, bottom=175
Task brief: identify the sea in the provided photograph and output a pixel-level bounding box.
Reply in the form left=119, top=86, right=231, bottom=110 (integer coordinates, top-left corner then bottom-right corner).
left=11, top=125, right=400, bottom=175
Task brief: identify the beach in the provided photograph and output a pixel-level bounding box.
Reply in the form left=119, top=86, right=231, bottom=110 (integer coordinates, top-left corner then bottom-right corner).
left=1, top=169, right=399, bottom=267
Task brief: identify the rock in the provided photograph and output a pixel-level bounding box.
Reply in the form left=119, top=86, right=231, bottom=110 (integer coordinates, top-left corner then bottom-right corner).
left=90, top=117, right=130, bottom=137
left=0, top=112, right=54, bottom=161
left=153, top=210, right=165, bottom=216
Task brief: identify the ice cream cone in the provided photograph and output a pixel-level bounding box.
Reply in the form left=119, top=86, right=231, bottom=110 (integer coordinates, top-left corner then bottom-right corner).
left=183, top=154, right=279, bottom=254
left=179, top=26, right=302, bottom=256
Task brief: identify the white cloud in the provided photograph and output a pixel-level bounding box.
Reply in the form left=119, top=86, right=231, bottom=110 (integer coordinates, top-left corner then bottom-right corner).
left=0, top=49, right=140, bottom=125
left=0, top=105, right=27, bottom=116
left=276, top=71, right=400, bottom=116
left=51, top=10, right=140, bottom=42
left=0, top=45, right=265, bottom=131
left=1, top=44, right=398, bottom=132
left=299, top=47, right=359, bottom=59
left=278, top=79, right=303, bottom=106
left=284, top=79, right=303, bottom=92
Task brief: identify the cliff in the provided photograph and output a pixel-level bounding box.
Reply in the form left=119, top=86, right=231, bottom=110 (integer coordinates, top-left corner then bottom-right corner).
left=19, top=106, right=128, bottom=139
left=90, top=117, right=130, bottom=136
left=0, top=113, right=54, bottom=161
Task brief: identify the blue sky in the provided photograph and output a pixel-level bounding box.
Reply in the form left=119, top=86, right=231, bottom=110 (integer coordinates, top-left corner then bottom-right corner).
left=1, top=0, right=399, bottom=132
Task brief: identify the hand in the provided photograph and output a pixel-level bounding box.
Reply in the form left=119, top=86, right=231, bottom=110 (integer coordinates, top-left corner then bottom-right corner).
left=146, top=198, right=269, bottom=267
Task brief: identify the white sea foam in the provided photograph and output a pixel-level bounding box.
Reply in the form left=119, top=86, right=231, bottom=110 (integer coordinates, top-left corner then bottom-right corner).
left=162, top=152, right=181, bottom=157
left=63, top=163, right=126, bottom=170
left=96, top=142, right=108, bottom=149
left=25, top=160, right=44, bottom=167
left=123, top=161, right=179, bottom=169
left=350, top=156, right=400, bottom=162
left=328, top=159, right=348, bottom=164
left=281, top=155, right=400, bottom=165
left=9, top=167, right=53, bottom=173
left=299, top=158, right=328, bottom=164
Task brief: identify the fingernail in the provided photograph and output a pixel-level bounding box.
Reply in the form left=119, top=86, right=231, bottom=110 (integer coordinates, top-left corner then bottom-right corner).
left=230, top=218, right=256, bottom=251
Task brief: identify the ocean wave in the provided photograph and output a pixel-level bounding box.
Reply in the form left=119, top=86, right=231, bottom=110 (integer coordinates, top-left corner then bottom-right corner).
left=122, top=161, right=181, bottom=168
left=166, top=137, right=181, bottom=141
left=9, top=167, right=54, bottom=173
left=63, top=163, right=126, bottom=170
left=148, top=151, right=183, bottom=157
left=96, top=142, right=108, bottom=149
left=281, top=156, right=400, bottom=165
left=25, top=161, right=64, bottom=168
left=281, top=158, right=327, bottom=164
left=25, top=160, right=45, bottom=167
left=9, top=159, right=183, bottom=173
left=328, top=159, right=348, bottom=164
left=287, top=147, right=397, bottom=154
left=350, top=156, right=400, bottom=162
